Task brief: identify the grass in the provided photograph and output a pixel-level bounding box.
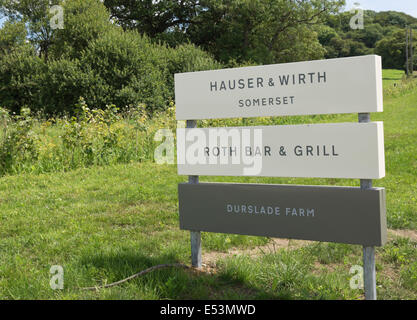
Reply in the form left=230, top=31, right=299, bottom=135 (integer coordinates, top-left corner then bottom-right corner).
left=0, top=70, right=416, bottom=299
left=382, top=69, right=405, bottom=90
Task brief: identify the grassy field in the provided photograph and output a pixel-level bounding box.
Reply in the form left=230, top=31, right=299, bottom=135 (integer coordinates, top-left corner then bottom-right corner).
left=0, top=70, right=416, bottom=300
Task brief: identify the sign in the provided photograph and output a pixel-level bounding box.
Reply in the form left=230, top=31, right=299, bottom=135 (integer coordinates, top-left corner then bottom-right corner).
left=178, top=183, right=387, bottom=246
left=175, top=55, right=383, bottom=120
left=177, top=122, right=385, bottom=179
left=175, top=55, right=386, bottom=298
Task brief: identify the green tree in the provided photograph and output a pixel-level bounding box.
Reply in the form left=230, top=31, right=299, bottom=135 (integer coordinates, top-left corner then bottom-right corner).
left=0, top=20, right=27, bottom=54
left=103, top=0, right=345, bottom=64
left=0, top=0, right=63, bottom=60
left=374, top=11, right=417, bottom=28
left=103, top=0, right=200, bottom=37
left=50, top=0, right=113, bottom=59
left=344, top=23, right=383, bottom=48
left=0, top=45, right=46, bottom=113
left=0, top=0, right=223, bottom=115
left=40, top=59, right=107, bottom=115
left=79, top=29, right=170, bottom=111
left=375, top=29, right=417, bottom=70
left=317, top=25, right=338, bottom=46
left=189, top=0, right=344, bottom=64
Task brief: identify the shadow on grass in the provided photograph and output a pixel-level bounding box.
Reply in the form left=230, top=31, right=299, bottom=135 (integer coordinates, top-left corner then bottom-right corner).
left=77, top=249, right=279, bottom=299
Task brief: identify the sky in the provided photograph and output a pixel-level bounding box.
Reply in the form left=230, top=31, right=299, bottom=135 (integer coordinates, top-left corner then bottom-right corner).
left=345, top=0, right=417, bottom=18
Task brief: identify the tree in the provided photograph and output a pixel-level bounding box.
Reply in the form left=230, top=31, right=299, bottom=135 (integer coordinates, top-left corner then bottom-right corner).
left=0, top=0, right=222, bottom=115
left=194, top=0, right=345, bottom=64
left=0, top=45, right=46, bottom=113
left=0, top=20, right=27, bottom=54
left=344, top=23, right=383, bottom=48
left=103, top=0, right=201, bottom=36
left=0, top=0, right=64, bottom=60
left=374, top=11, right=417, bottom=28
left=49, top=0, right=113, bottom=59
left=79, top=29, right=170, bottom=110
left=375, top=29, right=417, bottom=70
left=103, top=0, right=345, bottom=64
left=317, top=25, right=338, bottom=46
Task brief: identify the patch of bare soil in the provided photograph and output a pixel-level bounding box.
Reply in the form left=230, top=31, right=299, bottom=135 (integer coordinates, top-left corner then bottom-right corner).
left=201, top=238, right=312, bottom=273
left=311, top=261, right=341, bottom=275
left=200, top=229, right=417, bottom=274
left=388, top=229, right=417, bottom=241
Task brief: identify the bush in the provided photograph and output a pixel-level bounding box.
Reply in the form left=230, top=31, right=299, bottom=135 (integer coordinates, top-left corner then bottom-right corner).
left=0, top=46, right=46, bottom=114
left=50, top=0, right=113, bottom=59
left=375, top=29, right=416, bottom=70
left=0, top=99, right=177, bottom=176
left=0, top=0, right=224, bottom=116
left=41, top=59, right=108, bottom=115
left=80, top=29, right=171, bottom=112
left=0, top=21, right=28, bottom=55
left=0, top=34, right=222, bottom=116
left=163, top=43, right=222, bottom=89
left=79, top=32, right=222, bottom=113
left=0, top=107, right=39, bottom=175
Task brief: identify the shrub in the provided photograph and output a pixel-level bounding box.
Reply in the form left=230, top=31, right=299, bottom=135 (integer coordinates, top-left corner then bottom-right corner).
left=0, top=99, right=178, bottom=176
left=50, top=0, right=113, bottom=59
left=161, top=43, right=223, bottom=94
left=0, top=46, right=46, bottom=114
left=0, top=0, right=223, bottom=116
left=80, top=29, right=171, bottom=112
left=0, top=107, right=39, bottom=175
left=0, top=21, right=28, bottom=55
left=41, top=59, right=109, bottom=115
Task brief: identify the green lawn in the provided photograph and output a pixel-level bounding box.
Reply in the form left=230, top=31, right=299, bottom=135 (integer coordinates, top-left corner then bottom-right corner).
left=382, top=69, right=406, bottom=90
left=0, top=70, right=416, bottom=299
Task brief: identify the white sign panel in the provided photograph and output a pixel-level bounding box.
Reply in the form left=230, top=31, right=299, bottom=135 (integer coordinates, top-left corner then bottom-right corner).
left=175, top=55, right=383, bottom=120
left=177, top=122, right=385, bottom=179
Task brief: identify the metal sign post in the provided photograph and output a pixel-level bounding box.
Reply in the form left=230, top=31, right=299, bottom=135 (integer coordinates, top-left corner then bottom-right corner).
left=186, top=120, right=202, bottom=268
left=359, top=112, right=376, bottom=300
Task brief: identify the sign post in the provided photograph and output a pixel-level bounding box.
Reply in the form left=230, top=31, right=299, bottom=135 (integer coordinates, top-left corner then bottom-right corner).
left=359, top=112, right=377, bottom=300
left=186, top=120, right=202, bottom=268
left=175, top=55, right=386, bottom=300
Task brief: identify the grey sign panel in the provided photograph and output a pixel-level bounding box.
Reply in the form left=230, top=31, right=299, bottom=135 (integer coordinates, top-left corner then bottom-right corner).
left=178, top=183, right=387, bottom=246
